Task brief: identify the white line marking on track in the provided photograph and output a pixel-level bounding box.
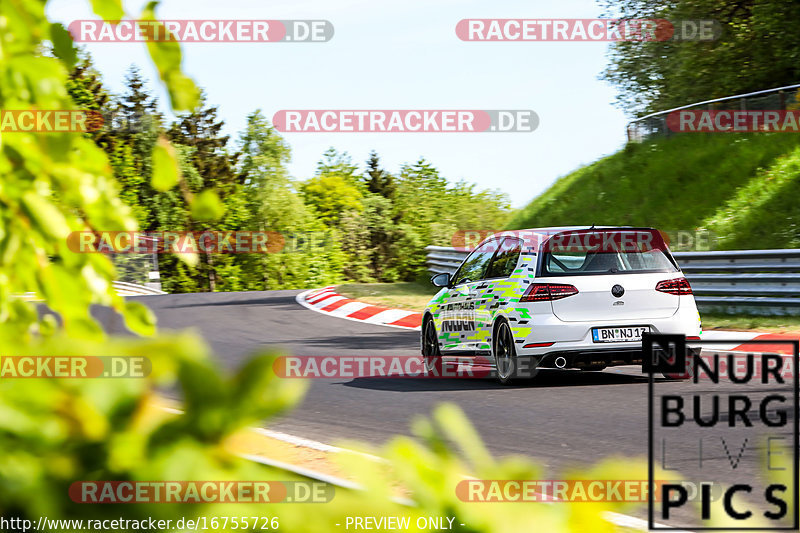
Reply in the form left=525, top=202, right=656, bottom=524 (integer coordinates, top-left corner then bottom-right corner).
left=161, top=404, right=686, bottom=530
left=602, top=511, right=694, bottom=532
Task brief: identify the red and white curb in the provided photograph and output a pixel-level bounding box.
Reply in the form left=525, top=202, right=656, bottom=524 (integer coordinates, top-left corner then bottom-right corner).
left=700, top=330, right=797, bottom=355
left=297, top=287, right=423, bottom=330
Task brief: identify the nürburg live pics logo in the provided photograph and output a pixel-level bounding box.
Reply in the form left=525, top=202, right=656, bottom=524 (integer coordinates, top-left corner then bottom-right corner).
left=644, top=334, right=799, bottom=530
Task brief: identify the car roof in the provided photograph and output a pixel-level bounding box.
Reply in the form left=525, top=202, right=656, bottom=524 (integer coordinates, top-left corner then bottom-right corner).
left=481, top=226, right=657, bottom=252
left=510, top=225, right=639, bottom=234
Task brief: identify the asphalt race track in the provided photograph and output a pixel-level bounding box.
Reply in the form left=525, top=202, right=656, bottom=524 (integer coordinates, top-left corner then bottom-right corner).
left=106, top=289, right=793, bottom=525
left=112, top=290, right=651, bottom=467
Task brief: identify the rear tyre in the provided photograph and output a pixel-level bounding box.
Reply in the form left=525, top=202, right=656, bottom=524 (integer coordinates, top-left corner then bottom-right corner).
left=493, top=321, right=517, bottom=385
left=422, top=317, right=443, bottom=375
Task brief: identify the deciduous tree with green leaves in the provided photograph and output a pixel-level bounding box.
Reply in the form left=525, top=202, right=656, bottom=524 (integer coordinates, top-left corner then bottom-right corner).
left=601, top=0, right=800, bottom=115
left=234, top=111, right=344, bottom=289
left=301, top=149, right=365, bottom=226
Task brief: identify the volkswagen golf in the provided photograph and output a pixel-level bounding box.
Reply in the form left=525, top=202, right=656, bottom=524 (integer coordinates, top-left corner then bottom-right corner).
left=421, top=227, right=702, bottom=384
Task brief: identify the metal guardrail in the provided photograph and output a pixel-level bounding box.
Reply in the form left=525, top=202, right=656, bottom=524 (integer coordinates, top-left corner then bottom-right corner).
left=109, top=235, right=162, bottom=292
left=626, top=83, right=800, bottom=142
left=112, top=280, right=166, bottom=296
left=13, top=281, right=166, bottom=301
left=425, top=246, right=800, bottom=316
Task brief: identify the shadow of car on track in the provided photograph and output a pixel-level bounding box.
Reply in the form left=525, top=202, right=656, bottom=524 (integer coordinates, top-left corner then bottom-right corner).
left=340, top=368, right=653, bottom=392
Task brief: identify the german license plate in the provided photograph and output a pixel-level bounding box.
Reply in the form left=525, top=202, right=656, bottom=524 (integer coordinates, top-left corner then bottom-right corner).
left=592, top=326, right=650, bottom=343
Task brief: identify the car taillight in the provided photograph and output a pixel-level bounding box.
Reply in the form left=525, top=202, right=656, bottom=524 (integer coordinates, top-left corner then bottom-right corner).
left=520, top=283, right=579, bottom=302
left=655, top=277, right=693, bottom=295
left=523, top=342, right=555, bottom=348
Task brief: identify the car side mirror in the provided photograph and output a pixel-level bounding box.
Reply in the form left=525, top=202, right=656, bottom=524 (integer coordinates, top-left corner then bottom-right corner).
left=431, top=272, right=451, bottom=287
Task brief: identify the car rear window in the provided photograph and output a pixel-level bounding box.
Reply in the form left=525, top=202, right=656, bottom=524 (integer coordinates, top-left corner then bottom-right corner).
left=540, top=230, right=678, bottom=277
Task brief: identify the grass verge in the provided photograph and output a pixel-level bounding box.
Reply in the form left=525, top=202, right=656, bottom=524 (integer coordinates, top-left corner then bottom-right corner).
left=701, top=313, right=800, bottom=334
left=508, top=133, right=800, bottom=250
left=336, top=281, right=438, bottom=311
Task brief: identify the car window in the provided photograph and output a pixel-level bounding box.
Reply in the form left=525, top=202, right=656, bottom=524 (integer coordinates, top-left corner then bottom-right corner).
left=541, top=230, right=678, bottom=276
left=485, top=238, right=522, bottom=279
left=452, top=239, right=498, bottom=285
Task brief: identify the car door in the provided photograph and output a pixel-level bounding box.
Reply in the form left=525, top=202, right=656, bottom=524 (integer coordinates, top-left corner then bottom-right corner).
left=468, top=237, right=524, bottom=351
left=439, top=239, right=499, bottom=352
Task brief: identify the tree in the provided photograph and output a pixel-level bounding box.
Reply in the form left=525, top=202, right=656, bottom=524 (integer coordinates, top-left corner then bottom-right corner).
left=302, top=149, right=364, bottom=226
left=315, top=146, right=359, bottom=179
left=301, top=174, right=364, bottom=226
left=67, top=58, right=148, bottom=228
left=235, top=110, right=344, bottom=289
left=364, top=150, right=396, bottom=200
left=338, top=194, right=401, bottom=282
left=391, top=158, right=510, bottom=279
left=393, top=158, right=449, bottom=236
left=167, top=93, right=239, bottom=192
left=601, top=0, right=800, bottom=115
left=117, top=65, right=160, bottom=142
left=166, top=94, right=241, bottom=291
left=66, top=54, right=112, bottom=145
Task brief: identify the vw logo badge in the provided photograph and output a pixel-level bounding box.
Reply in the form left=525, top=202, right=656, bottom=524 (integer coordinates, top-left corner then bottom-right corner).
left=611, top=284, right=625, bottom=298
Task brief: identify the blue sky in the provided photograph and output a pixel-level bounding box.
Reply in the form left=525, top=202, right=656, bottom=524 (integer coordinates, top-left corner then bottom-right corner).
left=48, top=0, right=631, bottom=208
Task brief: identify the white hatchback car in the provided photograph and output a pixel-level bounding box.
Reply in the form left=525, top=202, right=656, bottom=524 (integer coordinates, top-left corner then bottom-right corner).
left=421, top=227, right=702, bottom=383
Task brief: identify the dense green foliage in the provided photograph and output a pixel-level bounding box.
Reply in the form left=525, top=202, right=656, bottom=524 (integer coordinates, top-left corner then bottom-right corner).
left=66, top=62, right=509, bottom=291
left=602, top=0, right=800, bottom=115
left=509, top=133, right=800, bottom=249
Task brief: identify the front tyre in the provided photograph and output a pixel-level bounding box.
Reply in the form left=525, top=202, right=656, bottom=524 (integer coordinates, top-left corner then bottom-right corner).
left=493, top=321, right=517, bottom=385
left=422, top=317, right=443, bottom=375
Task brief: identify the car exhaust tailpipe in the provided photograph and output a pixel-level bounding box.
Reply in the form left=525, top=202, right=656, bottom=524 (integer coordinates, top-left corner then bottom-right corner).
left=554, top=356, right=567, bottom=369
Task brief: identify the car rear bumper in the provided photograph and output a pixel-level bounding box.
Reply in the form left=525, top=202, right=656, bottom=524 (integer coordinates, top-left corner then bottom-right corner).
left=538, top=347, right=643, bottom=369
left=511, top=303, right=702, bottom=360
left=533, top=346, right=704, bottom=370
